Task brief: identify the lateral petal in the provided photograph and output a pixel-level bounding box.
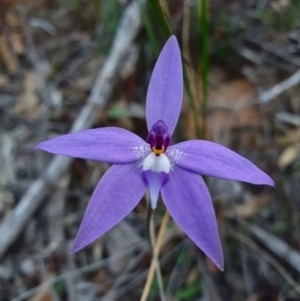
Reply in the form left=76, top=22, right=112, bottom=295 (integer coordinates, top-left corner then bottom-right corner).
left=72, top=163, right=146, bottom=253
left=161, top=166, right=223, bottom=270
left=35, top=127, right=150, bottom=163
left=167, top=140, right=274, bottom=186
left=146, top=36, right=183, bottom=135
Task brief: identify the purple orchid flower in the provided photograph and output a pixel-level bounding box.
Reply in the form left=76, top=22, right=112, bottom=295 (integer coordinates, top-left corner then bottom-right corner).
left=35, top=36, right=274, bottom=270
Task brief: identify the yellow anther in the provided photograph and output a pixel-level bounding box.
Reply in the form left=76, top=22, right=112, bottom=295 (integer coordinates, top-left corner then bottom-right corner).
left=152, top=147, right=164, bottom=156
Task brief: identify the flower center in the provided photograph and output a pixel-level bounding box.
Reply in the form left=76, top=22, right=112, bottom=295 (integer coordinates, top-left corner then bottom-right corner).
left=143, top=121, right=171, bottom=209
left=142, top=152, right=170, bottom=209
left=146, top=120, right=171, bottom=156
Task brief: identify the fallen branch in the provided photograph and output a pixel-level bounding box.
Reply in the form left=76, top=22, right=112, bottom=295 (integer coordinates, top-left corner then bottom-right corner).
left=250, top=225, right=300, bottom=274
left=260, top=68, right=300, bottom=104
left=231, top=228, right=300, bottom=295
left=0, top=0, right=144, bottom=257
left=11, top=242, right=147, bottom=301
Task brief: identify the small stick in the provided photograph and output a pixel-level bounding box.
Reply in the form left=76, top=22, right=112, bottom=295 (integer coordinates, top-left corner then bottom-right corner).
left=249, top=225, right=300, bottom=272
left=140, top=211, right=170, bottom=301
left=260, top=68, right=300, bottom=104
left=149, top=213, right=166, bottom=301
left=230, top=228, right=300, bottom=296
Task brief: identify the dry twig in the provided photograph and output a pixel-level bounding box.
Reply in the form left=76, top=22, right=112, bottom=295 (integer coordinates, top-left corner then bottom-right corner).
left=11, top=242, right=147, bottom=301
left=149, top=213, right=166, bottom=301
left=260, top=68, right=300, bottom=104
left=140, top=211, right=170, bottom=301
left=250, top=225, right=300, bottom=274
left=231, top=228, right=300, bottom=296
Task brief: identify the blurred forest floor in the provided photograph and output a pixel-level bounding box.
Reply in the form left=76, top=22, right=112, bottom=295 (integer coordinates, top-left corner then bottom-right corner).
left=0, top=0, right=300, bottom=300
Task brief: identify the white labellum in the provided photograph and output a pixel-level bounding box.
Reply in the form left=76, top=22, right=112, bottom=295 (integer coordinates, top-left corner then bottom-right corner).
left=142, top=152, right=171, bottom=173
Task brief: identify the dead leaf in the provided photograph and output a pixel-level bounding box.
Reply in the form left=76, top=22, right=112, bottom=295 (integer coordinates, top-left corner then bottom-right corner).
left=225, top=194, right=271, bottom=219
left=0, top=0, right=17, bottom=26
left=278, top=144, right=300, bottom=169
left=276, top=128, right=300, bottom=146
left=13, top=71, right=43, bottom=119
left=0, top=34, right=18, bottom=74
left=11, top=32, right=24, bottom=54
left=271, top=0, right=290, bottom=12
left=208, top=78, right=260, bottom=145
left=0, top=75, right=8, bottom=86
left=210, top=79, right=260, bottom=128
left=5, top=10, right=20, bottom=27
left=246, top=294, right=260, bottom=301
left=186, top=266, right=198, bottom=283
left=28, top=289, right=52, bottom=301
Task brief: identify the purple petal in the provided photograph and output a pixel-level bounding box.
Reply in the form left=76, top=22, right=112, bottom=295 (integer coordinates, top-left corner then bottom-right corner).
left=167, top=140, right=274, bottom=186
left=146, top=36, right=183, bottom=135
left=72, top=162, right=146, bottom=253
left=144, top=170, right=168, bottom=209
left=161, top=166, right=223, bottom=270
left=35, top=127, right=150, bottom=163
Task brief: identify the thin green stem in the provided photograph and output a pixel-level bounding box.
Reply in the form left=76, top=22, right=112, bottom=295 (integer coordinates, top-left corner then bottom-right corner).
left=182, top=65, right=201, bottom=139
left=149, top=0, right=172, bottom=38
left=137, top=0, right=159, bottom=56
left=198, top=0, right=209, bottom=139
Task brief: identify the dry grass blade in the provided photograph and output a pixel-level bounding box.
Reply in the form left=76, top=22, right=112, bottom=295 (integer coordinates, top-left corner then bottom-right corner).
left=0, top=34, right=18, bottom=74
left=149, top=213, right=166, bottom=301
left=230, top=228, right=300, bottom=296
left=260, top=68, right=300, bottom=104
left=250, top=225, right=300, bottom=273
left=140, top=211, right=170, bottom=301
left=11, top=242, right=147, bottom=301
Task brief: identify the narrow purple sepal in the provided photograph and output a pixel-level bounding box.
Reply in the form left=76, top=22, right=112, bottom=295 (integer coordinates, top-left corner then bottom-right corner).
left=35, top=127, right=150, bottom=163
left=72, top=162, right=147, bottom=253
left=144, top=170, right=168, bottom=209
left=161, top=166, right=224, bottom=270
left=146, top=36, right=183, bottom=135
left=167, top=140, right=275, bottom=186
